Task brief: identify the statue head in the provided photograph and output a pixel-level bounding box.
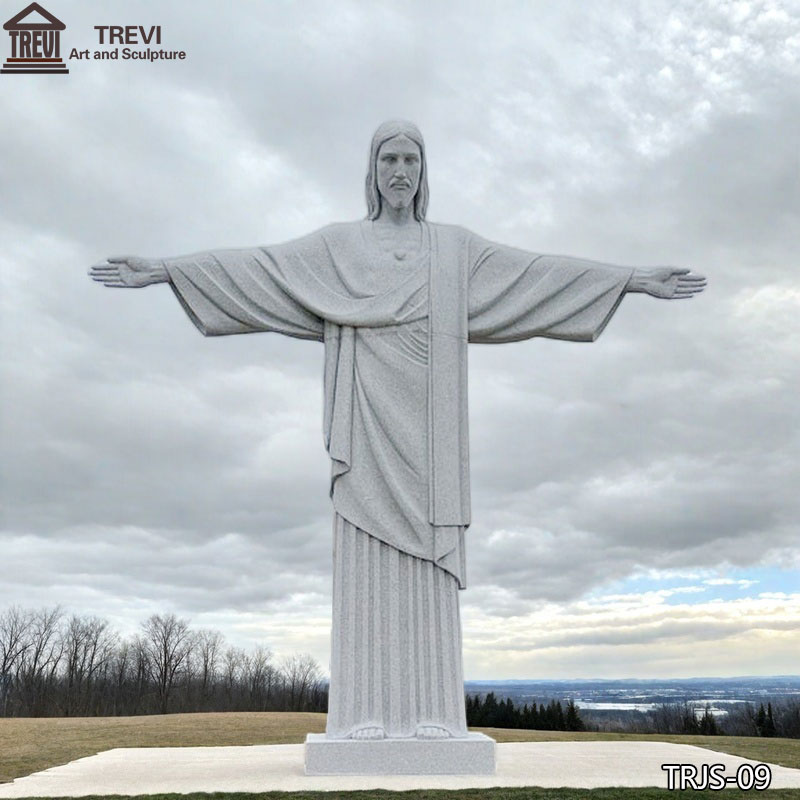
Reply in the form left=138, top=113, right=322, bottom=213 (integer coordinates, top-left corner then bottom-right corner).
left=365, top=120, right=429, bottom=221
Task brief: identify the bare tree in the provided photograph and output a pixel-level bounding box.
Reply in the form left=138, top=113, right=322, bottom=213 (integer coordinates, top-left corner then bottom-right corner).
left=130, top=635, right=151, bottom=713
left=62, top=614, right=88, bottom=716
left=108, top=639, right=131, bottom=715
left=62, top=615, right=118, bottom=715
left=140, top=614, right=194, bottom=714
left=280, top=653, right=322, bottom=711
left=0, top=606, right=32, bottom=715
left=222, top=646, right=245, bottom=710
left=18, top=607, right=63, bottom=715
left=195, top=629, right=224, bottom=708
left=243, top=646, right=274, bottom=710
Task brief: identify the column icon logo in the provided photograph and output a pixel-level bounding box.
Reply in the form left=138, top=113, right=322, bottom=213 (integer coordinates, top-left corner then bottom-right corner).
left=2, top=3, right=68, bottom=75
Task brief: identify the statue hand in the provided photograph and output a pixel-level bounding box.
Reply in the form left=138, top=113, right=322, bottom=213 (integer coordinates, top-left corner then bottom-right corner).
left=638, top=267, right=707, bottom=299
left=88, top=256, right=167, bottom=288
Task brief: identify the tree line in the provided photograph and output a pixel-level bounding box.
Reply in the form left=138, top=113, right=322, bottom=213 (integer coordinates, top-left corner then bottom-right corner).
left=466, top=692, right=585, bottom=731
left=579, top=700, right=800, bottom=739
left=643, top=700, right=799, bottom=738
left=466, top=693, right=800, bottom=739
left=0, top=606, right=327, bottom=717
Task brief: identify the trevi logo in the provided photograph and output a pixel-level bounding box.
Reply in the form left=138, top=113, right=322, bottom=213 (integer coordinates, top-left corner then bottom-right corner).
left=1, top=2, right=68, bottom=74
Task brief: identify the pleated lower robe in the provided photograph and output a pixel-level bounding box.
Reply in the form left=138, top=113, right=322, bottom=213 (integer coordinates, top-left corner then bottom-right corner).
left=326, top=515, right=467, bottom=739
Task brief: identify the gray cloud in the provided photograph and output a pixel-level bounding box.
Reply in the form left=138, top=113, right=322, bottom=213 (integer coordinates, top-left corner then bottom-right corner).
left=1, top=0, right=798, bottom=676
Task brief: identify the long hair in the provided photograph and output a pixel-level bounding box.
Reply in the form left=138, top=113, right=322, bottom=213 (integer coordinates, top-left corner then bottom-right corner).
left=365, top=120, right=429, bottom=221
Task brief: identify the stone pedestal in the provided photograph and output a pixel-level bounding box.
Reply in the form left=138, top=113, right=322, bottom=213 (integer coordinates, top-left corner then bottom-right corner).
left=304, top=733, right=496, bottom=776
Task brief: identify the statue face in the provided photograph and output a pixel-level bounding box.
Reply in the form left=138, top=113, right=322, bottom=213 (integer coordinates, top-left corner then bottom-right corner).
left=376, top=134, right=421, bottom=212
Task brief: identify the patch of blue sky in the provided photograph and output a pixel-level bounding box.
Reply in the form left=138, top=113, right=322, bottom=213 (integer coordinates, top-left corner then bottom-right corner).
left=587, top=566, right=798, bottom=605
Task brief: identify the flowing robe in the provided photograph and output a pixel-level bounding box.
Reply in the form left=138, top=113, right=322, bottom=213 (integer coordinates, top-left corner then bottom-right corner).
left=164, top=221, right=632, bottom=737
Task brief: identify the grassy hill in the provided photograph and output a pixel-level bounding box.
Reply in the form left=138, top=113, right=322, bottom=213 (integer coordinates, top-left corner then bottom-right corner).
left=1, top=712, right=799, bottom=798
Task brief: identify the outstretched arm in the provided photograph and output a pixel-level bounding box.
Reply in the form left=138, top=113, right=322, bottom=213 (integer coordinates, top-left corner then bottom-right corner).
left=467, top=232, right=707, bottom=344
left=626, top=267, right=707, bottom=299
left=89, top=246, right=324, bottom=341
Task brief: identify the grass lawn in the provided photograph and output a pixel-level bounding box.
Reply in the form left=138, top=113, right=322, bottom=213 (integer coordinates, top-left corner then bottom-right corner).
left=0, top=712, right=324, bottom=784
left=1, top=712, right=799, bottom=799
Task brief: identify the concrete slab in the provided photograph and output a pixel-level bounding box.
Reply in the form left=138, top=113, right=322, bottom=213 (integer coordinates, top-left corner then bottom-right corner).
left=0, top=741, right=798, bottom=796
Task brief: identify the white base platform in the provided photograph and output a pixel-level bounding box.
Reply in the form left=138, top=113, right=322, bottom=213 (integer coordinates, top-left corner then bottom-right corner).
left=1, top=741, right=800, bottom=796
left=304, top=732, right=496, bottom=775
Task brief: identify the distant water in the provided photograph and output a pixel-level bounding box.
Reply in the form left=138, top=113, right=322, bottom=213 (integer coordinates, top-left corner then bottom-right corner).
left=573, top=701, right=660, bottom=712
left=572, top=700, right=750, bottom=716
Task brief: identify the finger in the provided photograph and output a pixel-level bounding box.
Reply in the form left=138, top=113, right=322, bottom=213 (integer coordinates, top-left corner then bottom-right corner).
left=676, top=281, right=706, bottom=290
left=107, top=255, right=132, bottom=263
left=675, top=288, right=704, bottom=295
left=679, top=275, right=707, bottom=283
left=90, top=266, right=120, bottom=274
left=91, top=274, right=120, bottom=283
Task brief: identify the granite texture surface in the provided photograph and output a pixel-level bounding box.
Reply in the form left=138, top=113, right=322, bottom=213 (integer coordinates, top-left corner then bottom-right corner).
left=304, top=732, right=496, bottom=775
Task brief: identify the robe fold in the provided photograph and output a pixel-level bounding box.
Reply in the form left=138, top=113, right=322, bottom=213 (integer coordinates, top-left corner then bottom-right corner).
left=165, top=221, right=632, bottom=590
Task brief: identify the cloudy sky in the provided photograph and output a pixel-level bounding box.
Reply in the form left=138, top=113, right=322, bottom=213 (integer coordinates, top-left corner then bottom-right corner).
left=1, top=0, right=798, bottom=680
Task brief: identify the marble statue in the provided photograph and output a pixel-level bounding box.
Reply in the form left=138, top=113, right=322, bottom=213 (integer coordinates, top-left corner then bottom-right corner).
left=90, top=120, right=706, bottom=773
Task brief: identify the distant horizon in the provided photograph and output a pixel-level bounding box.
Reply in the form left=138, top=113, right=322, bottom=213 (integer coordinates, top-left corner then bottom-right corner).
left=465, top=675, right=800, bottom=683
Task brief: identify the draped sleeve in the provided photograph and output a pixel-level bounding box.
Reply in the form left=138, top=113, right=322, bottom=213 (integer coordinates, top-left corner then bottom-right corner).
left=164, top=223, right=430, bottom=340
left=164, top=242, right=325, bottom=341
left=467, top=233, right=633, bottom=343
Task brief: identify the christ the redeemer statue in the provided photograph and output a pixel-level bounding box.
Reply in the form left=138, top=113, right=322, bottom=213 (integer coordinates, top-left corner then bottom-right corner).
left=90, top=120, right=705, bottom=748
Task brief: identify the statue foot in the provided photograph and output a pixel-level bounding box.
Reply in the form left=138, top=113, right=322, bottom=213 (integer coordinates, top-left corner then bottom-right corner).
left=415, top=724, right=452, bottom=740
left=350, top=725, right=385, bottom=740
